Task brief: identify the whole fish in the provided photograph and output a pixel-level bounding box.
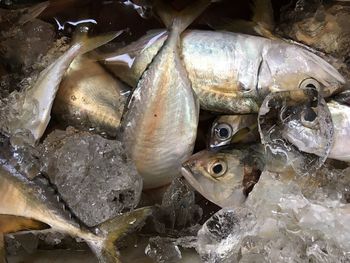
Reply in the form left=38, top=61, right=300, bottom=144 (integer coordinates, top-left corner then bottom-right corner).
left=209, top=114, right=259, bottom=149
left=52, top=54, right=129, bottom=137
left=283, top=100, right=350, bottom=162
left=1, top=30, right=122, bottom=144
left=122, top=0, right=209, bottom=189
left=181, top=146, right=264, bottom=207
left=0, top=152, right=151, bottom=263
left=100, top=28, right=345, bottom=114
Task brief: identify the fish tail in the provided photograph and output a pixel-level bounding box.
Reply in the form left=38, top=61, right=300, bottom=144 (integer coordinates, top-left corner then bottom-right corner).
left=76, top=30, right=124, bottom=56
left=155, top=0, right=211, bottom=33
left=18, top=1, right=50, bottom=25
left=87, top=207, right=152, bottom=263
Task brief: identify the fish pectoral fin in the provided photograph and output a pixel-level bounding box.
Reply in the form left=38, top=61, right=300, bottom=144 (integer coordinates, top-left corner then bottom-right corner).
left=88, top=207, right=153, bottom=263
left=0, top=215, right=49, bottom=234
left=18, top=1, right=50, bottom=25
left=155, top=0, right=211, bottom=32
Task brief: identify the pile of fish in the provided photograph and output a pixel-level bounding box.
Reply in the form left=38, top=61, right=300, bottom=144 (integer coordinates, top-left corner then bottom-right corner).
left=1, top=0, right=350, bottom=262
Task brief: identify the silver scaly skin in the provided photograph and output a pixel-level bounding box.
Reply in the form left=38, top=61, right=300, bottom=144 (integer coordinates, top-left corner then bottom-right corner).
left=101, top=30, right=345, bottom=114
left=122, top=0, right=210, bottom=189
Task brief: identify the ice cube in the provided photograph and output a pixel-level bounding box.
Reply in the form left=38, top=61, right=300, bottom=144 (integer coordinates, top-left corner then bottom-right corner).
left=40, top=128, right=142, bottom=226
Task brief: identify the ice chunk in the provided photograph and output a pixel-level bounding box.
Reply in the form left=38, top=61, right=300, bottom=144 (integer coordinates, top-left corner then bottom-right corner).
left=196, top=207, right=256, bottom=263
left=40, top=127, right=142, bottom=226
left=1, top=19, right=55, bottom=74
left=145, top=237, right=182, bottom=263
left=151, top=177, right=203, bottom=235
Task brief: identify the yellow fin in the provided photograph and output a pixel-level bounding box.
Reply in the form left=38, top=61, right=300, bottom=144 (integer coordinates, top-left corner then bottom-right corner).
left=155, top=0, right=211, bottom=32
left=77, top=30, right=124, bottom=56
left=88, top=207, right=153, bottom=263
left=0, top=215, right=49, bottom=233
left=252, top=0, right=275, bottom=33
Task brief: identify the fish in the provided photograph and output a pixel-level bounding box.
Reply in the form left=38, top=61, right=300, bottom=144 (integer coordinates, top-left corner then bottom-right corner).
left=1, top=30, right=123, bottom=145
left=258, top=86, right=334, bottom=175
left=209, top=114, right=259, bottom=149
left=0, top=151, right=152, bottom=263
left=283, top=99, right=350, bottom=162
left=121, top=0, right=210, bottom=189
left=52, top=51, right=130, bottom=138
left=181, top=146, right=264, bottom=208
left=99, top=23, right=345, bottom=114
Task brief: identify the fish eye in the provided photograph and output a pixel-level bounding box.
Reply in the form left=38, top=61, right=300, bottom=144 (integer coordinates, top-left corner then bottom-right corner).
left=301, top=107, right=318, bottom=128
left=208, top=160, right=227, bottom=178
left=215, top=123, right=232, bottom=140
left=299, top=78, right=320, bottom=91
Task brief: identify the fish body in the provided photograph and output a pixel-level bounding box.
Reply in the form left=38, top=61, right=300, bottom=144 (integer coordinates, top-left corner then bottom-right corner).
left=53, top=55, right=129, bottom=137
left=0, top=155, right=151, bottom=263
left=284, top=100, right=350, bottom=162
left=122, top=1, right=209, bottom=189
left=209, top=114, right=259, bottom=149
left=102, top=30, right=345, bottom=114
left=181, top=145, right=264, bottom=207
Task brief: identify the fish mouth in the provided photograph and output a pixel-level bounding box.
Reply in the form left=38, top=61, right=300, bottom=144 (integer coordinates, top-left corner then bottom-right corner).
left=181, top=165, right=206, bottom=195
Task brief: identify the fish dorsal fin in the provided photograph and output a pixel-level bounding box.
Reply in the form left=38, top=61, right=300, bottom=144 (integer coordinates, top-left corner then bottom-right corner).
left=251, top=0, right=275, bottom=33
left=154, top=0, right=211, bottom=32
left=208, top=0, right=279, bottom=40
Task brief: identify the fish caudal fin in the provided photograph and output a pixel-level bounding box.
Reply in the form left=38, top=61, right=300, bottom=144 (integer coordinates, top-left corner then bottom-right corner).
left=77, top=30, right=124, bottom=56
left=155, top=0, right=211, bottom=32
left=18, top=1, right=50, bottom=25
left=88, top=207, right=153, bottom=263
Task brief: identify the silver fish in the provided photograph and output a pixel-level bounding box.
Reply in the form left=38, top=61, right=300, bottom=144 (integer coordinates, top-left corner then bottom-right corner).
left=53, top=54, right=129, bottom=137
left=181, top=146, right=264, bottom=208
left=100, top=29, right=345, bottom=114
left=209, top=114, right=259, bottom=149
left=122, top=0, right=209, bottom=189
left=284, top=100, right=350, bottom=162
left=258, top=86, right=334, bottom=175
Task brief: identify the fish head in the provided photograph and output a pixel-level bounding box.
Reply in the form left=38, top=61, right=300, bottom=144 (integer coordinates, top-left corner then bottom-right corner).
left=209, top=115, right=258, bottom=149
left=262, top=42, right=346, bottom=97
left=258, top=87, right=333, bottom=175
left=181, top=149, right=261, bottom=207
